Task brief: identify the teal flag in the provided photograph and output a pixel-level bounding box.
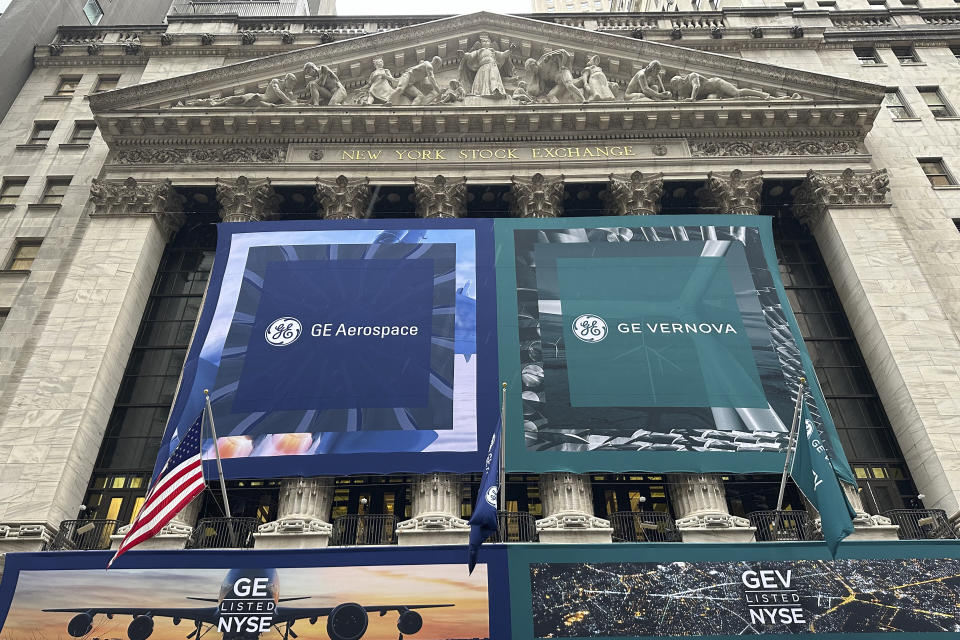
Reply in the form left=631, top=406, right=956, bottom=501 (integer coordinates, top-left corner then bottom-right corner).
left=793, top=398, right=856, bottom=556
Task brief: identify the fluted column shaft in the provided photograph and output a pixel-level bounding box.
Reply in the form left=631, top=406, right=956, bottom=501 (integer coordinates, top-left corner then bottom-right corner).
left=668, top=474, right=754, bottom=542
left=535, top=473, right=612, bottom=542
left=397, top=473, right=469, bottom=545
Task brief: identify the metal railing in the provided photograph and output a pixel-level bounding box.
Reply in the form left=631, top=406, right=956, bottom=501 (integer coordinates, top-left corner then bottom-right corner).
left=610, top=511, right=681, bottom=542
left=749, top=510, right=816, bottom=541
left=186, top=517, right=258, bottom=549
left=331, top=514, right=398, bottom=546
left=883, top=509, right=958, bottom=540
left=490, top=511, right=538, bottom=543
left=49, top=520, right=119, bottom=550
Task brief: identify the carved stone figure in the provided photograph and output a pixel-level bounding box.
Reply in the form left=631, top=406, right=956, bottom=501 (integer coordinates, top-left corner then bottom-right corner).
left=512, top=80, right=533, bottom=104
left=414, top=175, right=467, bottom=218
left=363, top=57, right=398, bottom=105
left=182, top=74, right=299, bottom=108
left=511, top=173, right=565, bottom=218
left=523, top=49, right=584, bottom=103
left=388, top=56, right=443, bottom=106
left=303, top=62, right=346, bottom=106
left=624, top=60, right=672, bottom=101
left=438, top=79, right=466, bottom=104
left=607, top=171, right=664, bottom=215
left=580, top=55, right=617, bottom=102
left=668, top=72, right=798, bottom=101
left=457, top=34, right=515, bottom=99
left=316, top=175, right=372, bottom=220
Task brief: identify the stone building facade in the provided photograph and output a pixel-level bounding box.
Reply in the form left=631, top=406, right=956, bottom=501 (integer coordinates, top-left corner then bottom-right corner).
left=0, top=4, right=959, bottom=563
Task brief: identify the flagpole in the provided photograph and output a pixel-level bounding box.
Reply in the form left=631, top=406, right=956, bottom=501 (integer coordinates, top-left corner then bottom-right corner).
left=204, top=389, right=232, bottom=519
left=498, top=382, right=507, bottom=512
left=775, top=377, right=806, bottom=513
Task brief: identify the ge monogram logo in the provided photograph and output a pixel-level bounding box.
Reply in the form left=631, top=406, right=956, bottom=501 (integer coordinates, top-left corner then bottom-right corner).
left=572, top=314, right=608, bottom=343
left=265, top=317, right=302, bottom=347
left=485, top=486, right=499, bottom=508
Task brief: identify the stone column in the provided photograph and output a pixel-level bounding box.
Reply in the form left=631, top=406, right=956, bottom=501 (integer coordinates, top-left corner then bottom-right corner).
left=669, top=474, right=755, bottom=542
left=397, top=473, right=470, bottom=545
left=414, top=175, right=467, bottom=218
left=509, top=173, right=611, bottom=542
left=537, top=473, right=612, bottom=543
left=792, top=168, right=935, bottom=531
left=704, top=169, right=763, bottom=214
left=606, top=171, right=664, bottom=215
left=315, top=175, right=371, bottom=219
left=660, top=169, right=763, bottom=544
left=254, top=478, right=335, bottom=549
left=218, top=176, right=338, bottom=549
left=216, top=176, right=280, bottom=222
left=15, top=177, right=186, bottom=553
left=510, top=173, right=565, bottom=218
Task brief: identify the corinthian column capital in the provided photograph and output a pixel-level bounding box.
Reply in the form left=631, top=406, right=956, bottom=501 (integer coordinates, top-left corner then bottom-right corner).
left=793, top=168, right=890, bottom=230
left=510, top=173, right=565, bottom=218
left=315, top=175, right=372, bottom=220
left=414, top=175, right=467, bottom=218
left=607, top=171, right=664, bottom=215
left=705, top=169, right=763, bottom=215
left=89, top=177, right=186, bottom=240
left=215, top=176, right=279, bottom=223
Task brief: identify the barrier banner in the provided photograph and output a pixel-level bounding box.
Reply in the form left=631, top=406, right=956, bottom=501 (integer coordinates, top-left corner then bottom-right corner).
left=0, top=546, right=507, bottom=640
left=155, top=220, right=498, bottom=478
left=495, top=215, right=851, bottom=478
left=511, top=542, right=960, bottom=639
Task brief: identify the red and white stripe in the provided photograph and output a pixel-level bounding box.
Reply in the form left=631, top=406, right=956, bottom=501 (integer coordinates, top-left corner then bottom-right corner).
left=107, top=452, right=205, bottom=567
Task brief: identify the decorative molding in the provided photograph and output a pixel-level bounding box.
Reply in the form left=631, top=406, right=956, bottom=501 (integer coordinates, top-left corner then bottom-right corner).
left=690, top=139, right=862, bottom=157
left=705, top=169, right=763, bottom=215
left=793, top=168, right=890, bottom=229
left=216, top=176, right=280, bottom=223
left=257, top=516, right=333, bottom=535
left=315, top=175, right=371, bottom=219
left=414, top=175, right=467, bottom=218
left=239, top=31, right=257, bottom=46
left=511, top=173, right=564, bottom=218
left=88, top=177, right=186, bottom=240
left=200, top=33, right=215, bottom=46
left=112, top=146, right=286, bottom=164
left=607, top=171, right=664, bottom=215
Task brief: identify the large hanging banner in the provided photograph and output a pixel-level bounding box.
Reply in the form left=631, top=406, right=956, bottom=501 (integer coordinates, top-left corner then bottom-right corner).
left=155, top=220, right=498, bottom=479
left=495, top=215, right=852, bottom=478
left=0, top=546, right=507, bottom=639
left=510, top=541, right=960, bottom=638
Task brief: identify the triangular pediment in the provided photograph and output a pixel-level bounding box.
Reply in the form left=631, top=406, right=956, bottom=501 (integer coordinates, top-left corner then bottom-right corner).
left=91, top=12, right=883, bottom=113
left=89, top=12, right=883, bottom=145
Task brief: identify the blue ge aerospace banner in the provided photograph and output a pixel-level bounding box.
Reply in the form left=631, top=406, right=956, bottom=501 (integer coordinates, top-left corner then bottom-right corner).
left=0, top=546, right=509, bottom=640
left=154, top=220, right=498, bottom=479
left=495, top=215, right=853, bottom=480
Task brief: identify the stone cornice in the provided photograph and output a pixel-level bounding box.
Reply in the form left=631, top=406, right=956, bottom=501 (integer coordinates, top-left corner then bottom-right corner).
left=93, top=101, right=878, bottom=148
left=87, top=11, right=885, bottom=114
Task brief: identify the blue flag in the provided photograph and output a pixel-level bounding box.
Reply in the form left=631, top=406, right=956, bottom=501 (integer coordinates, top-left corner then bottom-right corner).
left=792, top=399, right=856, bottom=557
left=468, top=418, right=501, bottom=574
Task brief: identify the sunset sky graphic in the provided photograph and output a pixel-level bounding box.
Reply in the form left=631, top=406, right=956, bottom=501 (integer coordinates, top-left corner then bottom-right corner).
left=0, top=564, right=489, bottom=640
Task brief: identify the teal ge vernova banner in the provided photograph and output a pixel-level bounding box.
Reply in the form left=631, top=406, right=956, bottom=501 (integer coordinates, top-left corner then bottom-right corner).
left=495, top=215, right=853, bottom=480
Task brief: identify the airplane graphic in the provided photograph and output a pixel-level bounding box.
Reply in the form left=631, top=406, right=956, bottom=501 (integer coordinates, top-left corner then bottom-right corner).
left=44, top=568, right=453, bottom=640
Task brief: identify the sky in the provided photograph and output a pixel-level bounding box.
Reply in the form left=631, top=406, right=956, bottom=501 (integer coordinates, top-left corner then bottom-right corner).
left=335, top=0, right=529, bottom=14
left=2, top=564, right=490, bottom=640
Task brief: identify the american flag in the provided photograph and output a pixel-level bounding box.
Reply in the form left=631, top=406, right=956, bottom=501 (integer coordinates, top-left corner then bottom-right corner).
left=107, top=412, right=205, bottom=568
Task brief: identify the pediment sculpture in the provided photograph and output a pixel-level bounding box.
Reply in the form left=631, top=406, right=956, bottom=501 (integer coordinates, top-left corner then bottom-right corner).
left=172, top=37, right=806, bottom=110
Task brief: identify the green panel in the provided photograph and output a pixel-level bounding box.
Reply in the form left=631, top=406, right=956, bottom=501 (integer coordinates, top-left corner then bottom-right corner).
left=558, top=256, right=765, bottom=408
left=507, top=541, right=960, bottom=640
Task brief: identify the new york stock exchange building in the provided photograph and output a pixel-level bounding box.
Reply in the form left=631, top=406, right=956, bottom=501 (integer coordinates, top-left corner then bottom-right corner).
left=2, top=4, right=960, bottom=640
